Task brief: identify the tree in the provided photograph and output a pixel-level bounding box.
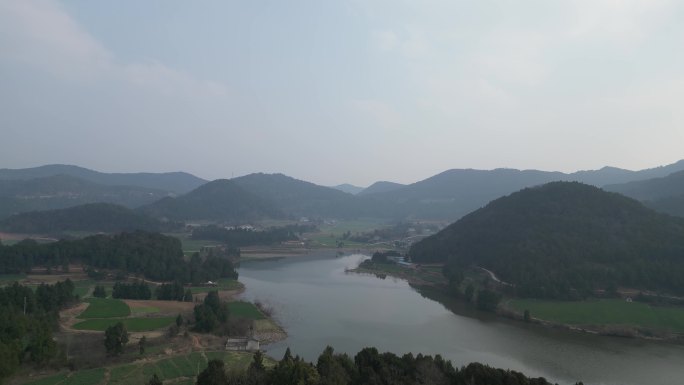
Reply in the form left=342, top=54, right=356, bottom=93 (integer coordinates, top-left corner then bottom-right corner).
left=139, top=335, right=147, bottom=355
left=146, top=373, right=162, bottom=385
left=104, top=322, right=128, bottom=356
left=93, top=285, right=107, bottom=298
left=465, top=284, right=475, bottom=303
left=0, top=342, right=19, bottom=382
left=476, top=289, right=501, bottom=312
left=184, top=289, right=193, bottom=302
left=197, top=359, right=229, bottom=385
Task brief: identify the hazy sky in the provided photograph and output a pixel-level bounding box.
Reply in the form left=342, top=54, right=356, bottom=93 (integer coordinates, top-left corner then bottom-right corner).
left=1, top=0, right=684, bottom=186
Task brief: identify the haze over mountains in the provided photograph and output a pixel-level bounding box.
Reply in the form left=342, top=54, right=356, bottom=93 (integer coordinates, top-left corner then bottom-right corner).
left=0, top=164, right=206, bottom=194
left=1, top=160, right=683, bottom=226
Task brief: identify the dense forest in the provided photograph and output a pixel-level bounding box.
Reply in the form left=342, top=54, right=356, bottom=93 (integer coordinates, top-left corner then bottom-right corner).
left=0, top=231, right=237, bottom=284
left=0, top=281, right=77, bottom=382
left=191, top=346, right=571, bottom=385
left=140, top=179, right=284, bottom=222
left=410, top=182, right=684, bottom=299
left=112, top=281, right=152, bottom=300
left=191, top=224, right=314, bottom=246
left=0, top=203, right=177, bottom=234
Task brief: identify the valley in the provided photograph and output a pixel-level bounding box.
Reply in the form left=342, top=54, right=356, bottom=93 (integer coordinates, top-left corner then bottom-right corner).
left=3, top=163, right=684, bottom=385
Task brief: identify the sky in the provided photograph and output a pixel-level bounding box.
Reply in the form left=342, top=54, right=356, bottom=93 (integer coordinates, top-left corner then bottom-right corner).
left=1, top=0, right=684, bottom=186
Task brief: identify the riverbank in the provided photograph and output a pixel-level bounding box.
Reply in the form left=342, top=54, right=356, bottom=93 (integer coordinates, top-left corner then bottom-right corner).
left=500, top=298, right=684, bottom=342
left=350, top=259, right=684, bottom=343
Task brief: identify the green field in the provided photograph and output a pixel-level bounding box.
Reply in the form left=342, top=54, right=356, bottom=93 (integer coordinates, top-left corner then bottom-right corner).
left=22, top=351, right=268, bottom=385
left=307, top=219, right=389, bottom=248
left=508, top=298, right=684, bottom=333
left=166, top=233, right=222, bottom=253
left=77, top=298, right=131, bottom=319
left=228, top=301, right=265, bottom=320
left=131, top=306, right=160, bottom=314
left=72, top=316, right=175, bottom=332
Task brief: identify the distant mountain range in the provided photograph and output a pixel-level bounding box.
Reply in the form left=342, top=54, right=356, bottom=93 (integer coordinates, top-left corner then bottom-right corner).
left=1, top=160, right=683, bottom=226
left=356, top=160, right=684, bottom=219
left=331, top=184, right=365, bottom=195
left=410, top=181, right=684, bottom=298
left=358, top=181, right=405, bottom=196
left=0, top=164, right=206, bottom=194
left=603, top=170, right=684, bottom=217
left=0, top=175, right=169, bottom=220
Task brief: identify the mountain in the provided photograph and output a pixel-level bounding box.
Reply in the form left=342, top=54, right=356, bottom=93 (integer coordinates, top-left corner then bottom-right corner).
left=0, top=203, right=170, bottom=234
left=0, top=175, right=169, bottom=219
left=0, top=164, right=206, bottom=194
left=569, top=160, right=684, bottom=186
left=140, top=179, right=283, bottom=222
left=358, top=181, right=405, bottom=196
left=604, top=170, right=684, bottom=201
left=332, top=183, right=365, bottom=195
left=603, top=170, right=684, bottom=217
left=648, top=195, right=684, bottom=218
left=410, top=182, right=684, bottom=298
left=231, top=173, right=361, bottom=218
left=359, top=160, right=684, bottom=220
left=360, top=169, right=564, bottom=219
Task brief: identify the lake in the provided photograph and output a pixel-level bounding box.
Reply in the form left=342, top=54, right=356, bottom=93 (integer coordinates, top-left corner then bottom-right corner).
left=238, top=253, right=684, bottom=385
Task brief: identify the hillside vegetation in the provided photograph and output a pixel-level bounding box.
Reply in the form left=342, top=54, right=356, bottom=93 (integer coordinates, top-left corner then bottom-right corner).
left=410, top=182, right=684, bottom=299
left=0, top=203, right=173, bottom=234
left=0, top=175, right=169, bottom=219
left=0, top=231, right=237, bottom=283
left=140, top=179, right=284, bottom=222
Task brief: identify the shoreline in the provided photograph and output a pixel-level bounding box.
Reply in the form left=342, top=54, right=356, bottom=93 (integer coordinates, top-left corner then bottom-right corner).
left=350, top=263, right=684, bottom=344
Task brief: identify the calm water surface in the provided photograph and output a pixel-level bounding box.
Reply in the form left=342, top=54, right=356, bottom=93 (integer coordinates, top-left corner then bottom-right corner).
left=238, top=253, right=684, bottom=385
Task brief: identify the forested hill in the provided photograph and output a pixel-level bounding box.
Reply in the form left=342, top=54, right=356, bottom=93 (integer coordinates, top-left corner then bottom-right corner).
left=0, top=175, right=169, bottom=220
left=358, top=181, right=406, bottom=195
left=231, top=173, right=362, bottom=218
left=140, top=179, right=284, bottom=222
left=0, top=164, right=206, bottom=194
left=410, top=182, right=684, bottom=299
left=0, top=203, right=173, bottom=234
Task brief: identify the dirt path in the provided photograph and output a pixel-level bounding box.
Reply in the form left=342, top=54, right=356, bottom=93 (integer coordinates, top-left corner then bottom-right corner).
left=476, top=266, right=514, bottom=287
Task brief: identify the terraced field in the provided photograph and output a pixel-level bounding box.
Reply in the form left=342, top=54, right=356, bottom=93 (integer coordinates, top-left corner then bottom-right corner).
left=73, top=297, right=175, bottom=331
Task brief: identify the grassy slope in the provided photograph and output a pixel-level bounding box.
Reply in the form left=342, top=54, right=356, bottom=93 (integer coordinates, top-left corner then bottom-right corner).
left=227, top=301, right=265, bottom=320
left=508, top=298, right=684, bottom=333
